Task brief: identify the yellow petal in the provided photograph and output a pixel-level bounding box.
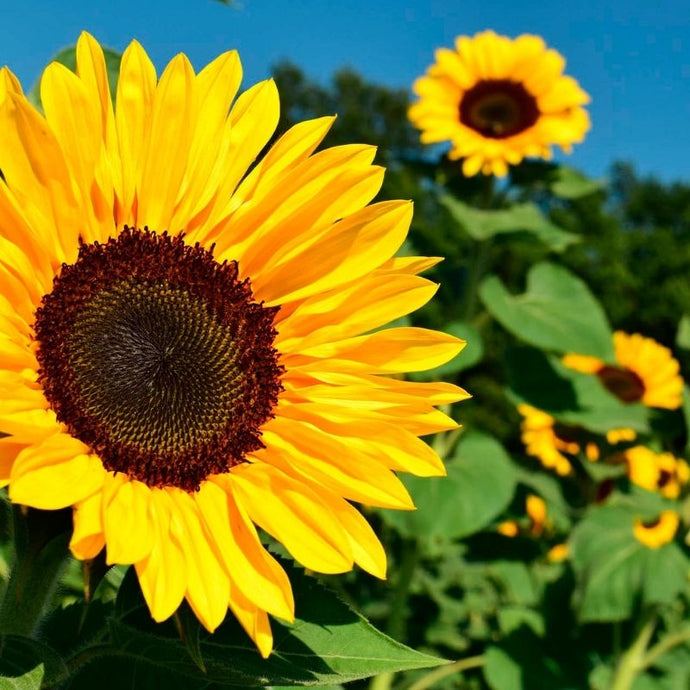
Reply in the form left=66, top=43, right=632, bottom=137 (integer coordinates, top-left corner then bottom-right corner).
left=227, top=583, right=273, bottom=659
left=276, top=274, right=438, bottom=352
left=196, top=480, right=294, bottom=621
left=0, top=436, right=27, bottom=487
left=171, top=50, right=243, bottom=226
left=102, top=474, right=155, bottom=564
left=170, top=489, right=230, bottom=633
left=229, top=463, right=355, bottom=573
left=233, top=116, right=335, bottom=205
left=10, top=433, right=105, bottom=509
left=260, top=417, right=414, bottom=509
left=294, top=327, right=465, bottom=374
left=254, top=201, right=412, bottom=306
left=135, top=489, right=187, bottom=623
left=115, top=39, right=157, bottom=225
left=70, top=491, right=105, bottom=560
left=203, top=79, right=280, bottom=230
left=137, top=54, right=195, bottom=231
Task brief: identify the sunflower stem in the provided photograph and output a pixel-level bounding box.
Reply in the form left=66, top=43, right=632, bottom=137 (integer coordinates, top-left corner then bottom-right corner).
left=463, top=175, right=495, bottom=320
left=641, top=625, right=690, bottom=670
left=0, top=505, right=72, bottom=636
left=608, top=608, right=657, bottom=690
left=406, top=655, right=485, bottom=690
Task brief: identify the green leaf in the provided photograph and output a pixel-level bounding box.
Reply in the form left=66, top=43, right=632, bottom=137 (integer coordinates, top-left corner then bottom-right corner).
left=488, top=562, right=537, bottom=606
left=480, top=262, right=614, bottom=360
left=570, top=503, right=690, bottom=622
left=506, top=347, right=650, bottom=435
left=100, top=565, right=445, bottom=687
left=441, top=197, right=579, bottom=251
left=0, top=636, right=67, bottom=687
left=550, top=167, right=604, bottom=199
left=380, top=432, right=517, bottom=540
left=676, top=315, right=690, bottom=350
left=514, top=467, right=573, bottom=532
left=27, top=45, right=122, bottom=109
left=410, top=320, right=483, bottom=380
left=484, top=627, right=578, bottom=690
left=0, top=665, right=44, bottom=690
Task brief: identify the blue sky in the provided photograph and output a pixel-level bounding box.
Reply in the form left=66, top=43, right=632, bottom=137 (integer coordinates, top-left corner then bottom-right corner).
left=2, top=1, right=689, bottom=182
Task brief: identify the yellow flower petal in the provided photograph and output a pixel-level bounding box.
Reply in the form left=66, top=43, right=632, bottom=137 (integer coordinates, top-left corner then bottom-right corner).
left=196, top=480, right=294, bottom=621
left=229, top=463, right=355, bottom=573
left=102, top=474, right=155, bottom=564
left=70, top=491, right=105, bottom=560
left=135, top=490, right=187, bottom=623
left=10, top=434, right=105, bottom=509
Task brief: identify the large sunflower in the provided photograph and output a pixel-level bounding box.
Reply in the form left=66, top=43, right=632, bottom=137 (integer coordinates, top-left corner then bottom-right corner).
left=408, top=30, right=590, bottom=177
left=562, top=332, right=683, bottom=410
left=0, top=33, right=467, bottom=656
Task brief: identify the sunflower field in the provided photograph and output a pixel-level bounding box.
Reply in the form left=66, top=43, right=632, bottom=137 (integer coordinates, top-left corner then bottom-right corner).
left=1, top=25, right=690, bottom=690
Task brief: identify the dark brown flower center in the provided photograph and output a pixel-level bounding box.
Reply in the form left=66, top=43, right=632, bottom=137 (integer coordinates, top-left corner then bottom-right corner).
left=34, top=228, right=282, bottom=491
left=459, top=79, right=539, bottom=138
left=597, top=366, right=645, bottom=404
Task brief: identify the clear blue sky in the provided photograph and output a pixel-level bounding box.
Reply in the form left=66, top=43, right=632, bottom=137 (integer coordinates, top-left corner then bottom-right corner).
left=3, top=1, right=689, bottom=182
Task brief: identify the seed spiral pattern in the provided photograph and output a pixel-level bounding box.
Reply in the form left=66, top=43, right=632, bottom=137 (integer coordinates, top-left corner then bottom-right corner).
left=34, top=228, right=283, bottom=491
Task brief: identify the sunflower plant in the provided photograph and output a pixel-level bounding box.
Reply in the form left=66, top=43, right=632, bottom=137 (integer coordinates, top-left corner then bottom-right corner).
left=0, top=33, right=468, bottom=688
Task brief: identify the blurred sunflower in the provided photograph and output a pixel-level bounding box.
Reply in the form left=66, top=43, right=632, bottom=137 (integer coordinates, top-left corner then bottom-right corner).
left=623, top=446, right=689, bottom=499
left=517, top=404, right=578, bottom=476
left=408, top=30, right=590, bottom=177
left=0, top=33, right=468, bottom=656
left=633, top=511, right=679, bottom=549
left=563, top=332, right=683, bottom=410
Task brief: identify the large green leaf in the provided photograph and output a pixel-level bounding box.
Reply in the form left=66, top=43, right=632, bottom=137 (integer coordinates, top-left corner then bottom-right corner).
left=441, top=197, right=578, bottom=251
left=570, top=502, right=690, bottom=622
left=27, top=45, right=122, bottom=109
left=380, top=432, right=517, bottom=540
left=85, top=565, right=445, bottom=687
left=480, top=263, right=615, bottom=360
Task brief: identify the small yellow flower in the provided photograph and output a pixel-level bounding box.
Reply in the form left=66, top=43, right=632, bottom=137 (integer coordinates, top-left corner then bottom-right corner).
left=518, top=404, right=577, bottom=475
left=547, top=543, right=569, bottom=562
left=585, top=442, right=600, bottom=462
left=526, top=494, right=548, bottom=536
left=633, top=511, right=679, bottom=549
left=497, top=520, right=519, bottom=537
left=606, top=428, right=637, bottom=445
left=408, top=30, right=590, bottom=177
left=624, top=447, right=688, bottom=499
left=563, top=332, right=683, bottom=410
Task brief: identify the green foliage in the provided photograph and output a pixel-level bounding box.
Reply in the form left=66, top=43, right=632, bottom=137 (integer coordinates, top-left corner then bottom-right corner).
left=571, top=502, right=690, bottom=622
left=480, top=262, right=615, bottom=360
left=441, top=197, right=579, bottom=250
left=0, top=665, right=44, bottom=690
left=380, top=433, right=517, bottom=541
